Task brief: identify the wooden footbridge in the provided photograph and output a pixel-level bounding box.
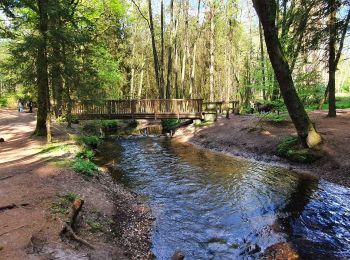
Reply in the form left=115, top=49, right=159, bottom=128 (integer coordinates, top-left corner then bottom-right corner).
left=72, top=99, right=203, bottom=120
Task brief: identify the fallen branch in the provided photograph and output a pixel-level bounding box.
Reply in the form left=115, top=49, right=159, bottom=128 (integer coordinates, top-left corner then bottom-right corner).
left=0, top=175, right=13, bottom=181
left=60, top=198, right=95, bottom=249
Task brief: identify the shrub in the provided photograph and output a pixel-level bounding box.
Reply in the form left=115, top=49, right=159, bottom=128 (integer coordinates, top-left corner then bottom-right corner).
left=162, top=119, right=181, bottom=132
left=76, top=148, right=94, bottom=160
left=72, top=158, right=98, bottom=176
left=127, top=119, right=138, bottom=128
left=77, top=135, right=101, bottom=149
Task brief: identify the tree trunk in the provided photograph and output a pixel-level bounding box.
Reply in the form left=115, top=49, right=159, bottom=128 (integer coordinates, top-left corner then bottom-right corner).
left=259, top=22, right=266, bottom=100
left=160, top=0, right=165, bottom=99
left=166, top=0, right=176, bottom=99
left=327, top=0, right=337, bottom=117
left=34, top=0, right=49, bottom=137
left=148, top=0, right=161, bottom=98
left=252, top=0, right=321, bottom=148
left=209, top=1, right=215, bottom=102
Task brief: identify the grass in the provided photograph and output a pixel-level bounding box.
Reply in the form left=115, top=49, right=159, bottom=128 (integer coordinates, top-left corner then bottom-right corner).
left=72, top=158, right=98, bottom=177
left=306, top=94, right=350, bottom=110
left=259, top=113, right=288, bottom=123
left=51, top=192, right=78, bottom=215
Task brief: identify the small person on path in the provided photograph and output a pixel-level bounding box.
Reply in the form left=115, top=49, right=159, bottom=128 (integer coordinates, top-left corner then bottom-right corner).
left=27, top=100, right=33, bottom=113
left=18, top=98, right=23, bottom=112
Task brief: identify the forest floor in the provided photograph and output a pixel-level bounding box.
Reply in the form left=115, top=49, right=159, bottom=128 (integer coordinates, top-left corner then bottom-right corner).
left=174, top=109, right=350, bottom=188
left=0, top=108, right=153, bottom=260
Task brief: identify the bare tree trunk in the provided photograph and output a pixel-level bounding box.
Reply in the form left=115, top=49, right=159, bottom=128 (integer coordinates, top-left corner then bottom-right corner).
left=148, top=0, right=161, bottom=98
left=138, top=58, right=145, bottom=99
left=160, top=0, right=165, bottom=99
left=166, top=0, right=176, bottom=99
left=209, top=0, right=215, bottom=102
left=174, top=42, right=179, bottom=98
left=35, top=0, right=49, bottom=137
left=181, top=0, right=189, bottom=98
left=130, top=26, right=136, bottom=99
left=253, top=0, right=321, bottom=148
left=259, top=22, right=266, bottom=100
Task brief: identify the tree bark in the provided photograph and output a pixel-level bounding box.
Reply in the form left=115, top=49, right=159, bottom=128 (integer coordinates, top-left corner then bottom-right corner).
left=34, top=0, right=49, bottom=137
left=148, top=0, right=161, bottom=98
left=259, top=22, right=266, bottom=100
left=252, top=0, right=321, bottom=148
left=209, top=0, right=215, bottom=102
left=160, top=0, right=165, bottom=99
left=166, top=0, right=176, bottom=99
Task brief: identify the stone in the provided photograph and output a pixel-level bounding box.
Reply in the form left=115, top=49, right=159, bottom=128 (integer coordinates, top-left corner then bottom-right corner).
left=0, top=138, right=4, bottom=142
left=171, top=250, right=185, bottom=260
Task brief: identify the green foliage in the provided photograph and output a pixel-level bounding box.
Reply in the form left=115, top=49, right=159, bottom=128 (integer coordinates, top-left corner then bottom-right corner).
left=76, top=148, right=95, bottom=160
left=161, top=119, right=181, bottom=132
left=77, top=135, right=101, bottom=149
left=0, top=96, right=7, bottom=107
left=72, top=158, right=98, bottom=177
left=64, top=192, right=78, bottom=202
left=262, top=113, right=288, bottom=123
left=276, top=136, right=300, bottom=157
left=127, top=119, right=138, bottom=128
left=276, top=136, right=322, bottom=163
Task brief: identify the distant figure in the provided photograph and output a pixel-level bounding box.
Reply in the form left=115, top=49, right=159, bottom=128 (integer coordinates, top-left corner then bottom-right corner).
left=27, top=100, right=33, bottom=113
left=249, top=101, right=255, bottom=114
left=18, top=98, right=23, bottom=112
left=254, top=102, right=274, bottom=114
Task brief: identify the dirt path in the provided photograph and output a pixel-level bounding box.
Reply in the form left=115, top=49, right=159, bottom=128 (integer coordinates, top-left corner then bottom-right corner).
left=174, top=109, right=350, bottom=187
left=0, top=109, right=152, bottom=259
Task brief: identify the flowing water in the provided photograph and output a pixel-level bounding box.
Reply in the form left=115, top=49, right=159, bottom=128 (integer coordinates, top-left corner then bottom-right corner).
left=97, top=137, right=350, bottom=259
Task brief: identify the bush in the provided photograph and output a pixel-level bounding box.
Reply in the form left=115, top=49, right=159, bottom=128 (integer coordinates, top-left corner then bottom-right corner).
left=72, top=158, right=98, bottom=176
left=77, top=135, right=101, bottom=149
left=127, top=119, right=138, bottom=128
left=161, top=119, right=181, bottom=132
left=0, top=96, right=7, bottom=107
left=76, top=148, right=94, bottom=160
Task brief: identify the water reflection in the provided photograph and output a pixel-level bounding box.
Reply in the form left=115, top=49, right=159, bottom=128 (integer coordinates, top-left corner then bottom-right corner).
left=97, top=137, right=350, bottom=259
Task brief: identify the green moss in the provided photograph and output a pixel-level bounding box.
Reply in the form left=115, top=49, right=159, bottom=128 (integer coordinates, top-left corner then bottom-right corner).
left=64, top=191, right=78, bottom=202
left=276, top=136, right=323, bottom=163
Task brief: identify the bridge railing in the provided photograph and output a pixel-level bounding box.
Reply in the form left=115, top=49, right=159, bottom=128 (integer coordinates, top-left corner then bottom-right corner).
left=72, top=99, right=203, bottom=119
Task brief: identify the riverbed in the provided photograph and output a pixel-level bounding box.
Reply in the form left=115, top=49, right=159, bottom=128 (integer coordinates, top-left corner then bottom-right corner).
left=98, top=136, right=350, bottom=259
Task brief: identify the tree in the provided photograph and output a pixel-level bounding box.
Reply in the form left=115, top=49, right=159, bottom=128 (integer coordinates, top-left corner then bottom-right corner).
left=327, top=2, right=350, bottom=117
left=252, top=0, right=321, bottom=148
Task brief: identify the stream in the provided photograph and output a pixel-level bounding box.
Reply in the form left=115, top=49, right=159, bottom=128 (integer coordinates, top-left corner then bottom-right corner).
left=97, top=137, right=350, bottom=259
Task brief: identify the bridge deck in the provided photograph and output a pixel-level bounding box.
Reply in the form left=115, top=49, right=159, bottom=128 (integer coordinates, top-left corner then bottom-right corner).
left=72, top=99, right=203, bottom=120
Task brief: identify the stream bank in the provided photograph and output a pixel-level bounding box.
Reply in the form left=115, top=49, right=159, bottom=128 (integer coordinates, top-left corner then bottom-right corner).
left=173, top=110, right=350, bottom=188
left=0, top=109, right=153, bottom=259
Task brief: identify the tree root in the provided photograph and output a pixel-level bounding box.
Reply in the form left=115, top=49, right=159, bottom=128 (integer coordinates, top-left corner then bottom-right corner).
left=61, top=224, right=96, bottom=249
left=60, top=198, right=96, bottom=250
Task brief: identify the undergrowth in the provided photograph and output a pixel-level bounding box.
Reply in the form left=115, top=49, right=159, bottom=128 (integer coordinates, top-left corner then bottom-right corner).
left=72, top=158, right=98, bottom=176
left=276, top=136, right=323, bottom=163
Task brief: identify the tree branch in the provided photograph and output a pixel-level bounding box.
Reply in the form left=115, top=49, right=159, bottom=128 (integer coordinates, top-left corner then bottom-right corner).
left=130, top=0, right=150, bottom=29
